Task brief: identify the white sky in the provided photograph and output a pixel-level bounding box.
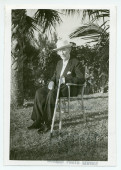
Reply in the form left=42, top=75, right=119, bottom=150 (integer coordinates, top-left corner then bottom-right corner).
left=56, top=13, right=88, bottom=45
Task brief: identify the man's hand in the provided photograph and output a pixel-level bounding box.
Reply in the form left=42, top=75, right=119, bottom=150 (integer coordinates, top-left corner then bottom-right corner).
left=48, top=81, right=54, bottom=90
left=60, top=76, right=65, bottom=85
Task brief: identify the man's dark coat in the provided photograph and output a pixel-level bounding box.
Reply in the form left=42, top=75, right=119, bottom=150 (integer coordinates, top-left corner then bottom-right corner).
left=51, top=58, right=85, bottom=96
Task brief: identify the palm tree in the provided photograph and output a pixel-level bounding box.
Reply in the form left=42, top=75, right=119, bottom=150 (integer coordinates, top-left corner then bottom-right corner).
left=11, top=9, right=61, bottom=107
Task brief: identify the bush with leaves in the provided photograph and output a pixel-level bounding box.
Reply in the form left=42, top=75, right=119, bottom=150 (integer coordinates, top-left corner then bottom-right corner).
left=74, top=43, right=108, bottom=94
left=23, top=33, right=59, bottom=99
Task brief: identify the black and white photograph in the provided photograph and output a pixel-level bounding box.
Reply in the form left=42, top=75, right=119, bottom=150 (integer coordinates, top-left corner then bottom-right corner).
left=3, top=4, right=116, bottom=166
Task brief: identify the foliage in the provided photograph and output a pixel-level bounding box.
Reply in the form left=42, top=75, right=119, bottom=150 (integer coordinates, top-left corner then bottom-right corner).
left=23, top=33, right=59, bottom=99
left=82, top=10, right=109, bottom=22
left=70, top=23, right=108, bottom=43
left=23, top=41, right=39, bottom=98
left=71, top=43, right=108, bottom=94
left=34, top=9, right=62, bottom=33
left=62, top=9, right=81, bottom=16
left=34, top=34, right=59, bottom=83
left=69, top=9, right=109, bottom=93
left=11, top=9, right=61, bottom=70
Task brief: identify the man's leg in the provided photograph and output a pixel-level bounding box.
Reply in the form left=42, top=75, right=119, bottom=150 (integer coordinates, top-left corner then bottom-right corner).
left=44, top=88, right=57, bottom=128
left=28, top=86, right=49, bottom=129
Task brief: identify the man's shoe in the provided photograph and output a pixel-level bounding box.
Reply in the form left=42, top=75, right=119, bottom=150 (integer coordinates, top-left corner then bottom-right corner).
left=37, top=124, right=45, bottom=133
left=38, top=124, right=51, bottom=133
left=46, top=125, right=51, bottom=132
left=27, top=123, right=40, bottom=130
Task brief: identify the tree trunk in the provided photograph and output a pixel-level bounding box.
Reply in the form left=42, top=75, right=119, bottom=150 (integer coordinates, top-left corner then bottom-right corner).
left=11, top=37, right=24, bottom=107
left=11, top=62, right=23, bottom=107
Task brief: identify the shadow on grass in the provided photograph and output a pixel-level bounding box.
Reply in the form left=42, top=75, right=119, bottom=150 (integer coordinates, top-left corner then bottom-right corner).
left=54, top=110, right=108, bottom=130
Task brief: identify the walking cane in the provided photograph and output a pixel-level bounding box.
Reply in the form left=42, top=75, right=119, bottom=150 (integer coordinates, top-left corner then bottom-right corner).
left=50, top=78, right=61, bottom=137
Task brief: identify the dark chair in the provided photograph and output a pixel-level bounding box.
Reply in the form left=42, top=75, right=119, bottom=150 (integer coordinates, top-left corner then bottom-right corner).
left=58, top=82, right=86, bottom=133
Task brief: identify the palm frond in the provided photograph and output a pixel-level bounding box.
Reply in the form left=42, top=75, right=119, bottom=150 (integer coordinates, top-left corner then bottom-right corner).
left=62, top=9, right=81, bottom=16
left=34, top=9, right=62, bottom=34
left=86, top=39, right=99, bottom=43
left=25, top=16, right=41, bottom=32
left=81, top=35, right=100, bottom=40
left=70, top=23, right=104, bottom=39
left=82, top=9, right=110, bottom=21
left=12, top=9, right=41, bottom=40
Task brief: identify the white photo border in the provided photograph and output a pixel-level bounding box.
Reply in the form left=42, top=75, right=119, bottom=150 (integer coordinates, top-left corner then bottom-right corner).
left=4, top=4, right=116, bottom=166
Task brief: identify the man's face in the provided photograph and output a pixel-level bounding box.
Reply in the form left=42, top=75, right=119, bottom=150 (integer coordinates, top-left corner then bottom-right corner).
left=57, top=47, right=71, bottom=61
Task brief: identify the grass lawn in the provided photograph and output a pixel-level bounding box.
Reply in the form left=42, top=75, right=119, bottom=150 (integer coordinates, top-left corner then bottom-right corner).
left=10, top=93, right=108, bottom=161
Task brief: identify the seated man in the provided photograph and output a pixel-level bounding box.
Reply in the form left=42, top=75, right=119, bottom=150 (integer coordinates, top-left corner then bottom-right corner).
left=28, top=40, right=85, bottom=132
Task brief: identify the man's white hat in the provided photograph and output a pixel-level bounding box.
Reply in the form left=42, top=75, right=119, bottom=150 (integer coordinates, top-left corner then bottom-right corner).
left=53, top=39, right=72, bottom=51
